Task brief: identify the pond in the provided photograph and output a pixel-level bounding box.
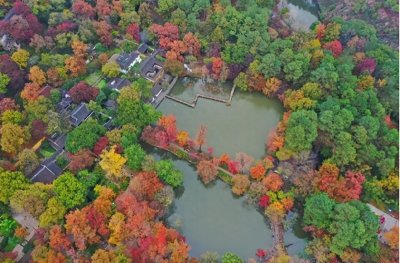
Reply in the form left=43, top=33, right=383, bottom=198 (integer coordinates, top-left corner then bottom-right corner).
left=282, top=0, right=319, bottom=31
left=150, top=77, right=307, bottom=258
left=159, top=77, right=283, bottom=159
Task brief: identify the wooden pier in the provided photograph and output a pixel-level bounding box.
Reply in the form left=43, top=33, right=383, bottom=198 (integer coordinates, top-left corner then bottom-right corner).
left=165, top=84, right=237, bottom=108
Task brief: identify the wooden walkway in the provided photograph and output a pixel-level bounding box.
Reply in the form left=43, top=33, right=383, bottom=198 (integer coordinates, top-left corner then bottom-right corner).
left=166, top=84, right=237, bottom=108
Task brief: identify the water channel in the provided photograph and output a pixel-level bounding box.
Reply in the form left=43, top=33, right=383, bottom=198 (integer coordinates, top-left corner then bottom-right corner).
left=149, top=77, right=308, bottom=259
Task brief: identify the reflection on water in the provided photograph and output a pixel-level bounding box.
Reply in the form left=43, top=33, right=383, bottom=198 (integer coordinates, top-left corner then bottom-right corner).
left=283, top=0, right=319, bottom=31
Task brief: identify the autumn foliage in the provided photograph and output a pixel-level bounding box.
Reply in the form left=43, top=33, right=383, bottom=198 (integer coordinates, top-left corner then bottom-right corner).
left=68, top=81, right=99, bottom=103
left=262, top=173, right=283, bottom=192
left=250, top=163, right=266, bottom=181
left=197, top=160, right=218, bottom=184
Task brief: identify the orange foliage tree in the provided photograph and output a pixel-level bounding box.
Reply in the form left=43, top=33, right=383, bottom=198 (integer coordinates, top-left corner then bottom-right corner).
left=232, top=174, right=250, bottom=195
left=262, top=172, right=283, bottom=192
left=250, top=163, right=266, bottom=181
left=21, top=83, right=41, bottom=101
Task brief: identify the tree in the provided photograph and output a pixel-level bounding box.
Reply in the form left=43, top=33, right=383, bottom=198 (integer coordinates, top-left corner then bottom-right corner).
left=384, top=226, right=399, bottom=250
left=284, top=110, right=318, bottom=153
left=156, top=160, right=183, bottom=188
left=323, top=40, right=343, bottom=58
left=91, top=249, right=118, bottom=262
left=1, top=124, right=29, bottom=155
left=0, top=54, right=25, bottom=90
left=11, top=49, right=29, bottom=68
left=29, top=66, right=47, bottom=86
left=263, top=77, right=281, bottom=97
left=197, top=160, right=218, bottom=184
left=68, top=81, right=99, bottom=103
left=124, top=144, right=146, bottom=171
left=31, top=120, right=47, bottom=141
left=16, top=149, right=39, bottom=175
left=262, top=172, right=283, bottom=192
left=328, top=202, right=379, bottom=255
left=128, top=172, right=163, bottom=201
left=183, top=32, right=201, bottom=57
left=10, top=183, right=52, bottom=217
left=65, top=119, right=106, bottom=153
left=303, top=193, right=335, bottom=229
left=68, top=149, right=95, bottom=173
left=93, top=20, right=113, bottom=46
left=149, top=22, right=179, bottom=49
left=0, top=73, right=10, bottom=94
left=72, top=0, right=95, bottom=18
left=21, top=83, right=42, bottom=101
left=99, top=146, right=127, bottom=181
left=102, top=62, right=121, bottom=78
left=232, top=174, right=250, bottom=196
left=1, top=110, right=24, bottom=125
left=126, top=23, right=140, bottom=42
left=0, top=170, right=28, bottom=204
left=234, top=72, right=248, bottom=91
left=38, top=198, right=66, bottom=227
left=54, top=172, right=87, bottom=209
left=65, top=55, right=86, bottom=77
left=250, top=163, right=266, bottom=181
left=176, top=131, right=189, bottom=147
left=195, top=125, right=207, bottom=152
left=164, top=59, right=185, bottom=76
left=71, top=39, right=88, bottom=58
left=221, top=252, right=244, bottom=263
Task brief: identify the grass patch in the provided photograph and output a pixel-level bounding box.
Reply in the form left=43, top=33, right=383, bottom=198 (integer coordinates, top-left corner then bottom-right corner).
left=38, top=141, right=56, bottom=159
left=85, top=72, right=102, bottom=86
left=218, top=171, right=232, bottom=184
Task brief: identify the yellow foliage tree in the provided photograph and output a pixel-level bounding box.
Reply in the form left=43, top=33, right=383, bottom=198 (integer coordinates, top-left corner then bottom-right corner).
left=108, top=212, right=126, bottom=245
left=11, top=49, right=30, bottom=68
left=0, top=124, right=30, bottom=155
left=99, top=146, right=127, bottom=180
left=29, top=66, right=47, bottom=86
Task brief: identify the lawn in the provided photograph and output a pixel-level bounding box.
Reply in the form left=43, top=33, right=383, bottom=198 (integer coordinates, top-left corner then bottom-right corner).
left=38, top=141, right=56, bottom=159
left=85, top=71, right=103, bottom=86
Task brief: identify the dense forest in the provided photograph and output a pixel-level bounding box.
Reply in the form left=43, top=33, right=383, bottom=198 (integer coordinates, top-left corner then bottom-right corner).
left=0, top=0, right=398, bottom=262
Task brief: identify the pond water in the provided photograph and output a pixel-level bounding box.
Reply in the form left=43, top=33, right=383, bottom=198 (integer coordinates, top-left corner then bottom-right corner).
left=149, top=77, right=307, bottom=258
left=283, top=0, right=319, bottom=31
left=159, top=77, right=283, bottom=159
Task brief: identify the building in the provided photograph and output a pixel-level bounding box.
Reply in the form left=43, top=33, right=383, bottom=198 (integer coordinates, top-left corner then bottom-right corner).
left=137, top=43, right=149, bottom=54
left=150, top=83, right=163, bottom=103
left=69, top=103, right=93, bottom=127
left=107, top=78, right=131, bottom=92
left=0, top=8, right=20, bottom=51
left=117, top=52, right=142, bottom=73
left=28, top=150, right=64, bottom=184
left=140, top=56, right=164, bottom=82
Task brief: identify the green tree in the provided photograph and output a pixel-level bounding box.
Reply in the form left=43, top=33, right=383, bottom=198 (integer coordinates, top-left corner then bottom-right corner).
left=38, top=197, right=67, bottom=227
left=329, top=201, right=379, bottom=256
left=0, top=73, right=10, bottom=94
left=221, top=252, right=244, bottom=263
left=124, top=144, right=146, bottom=171
left=53, top=172, right=87, bottom=209
left=155, top=160, right=183, bottom=188
left=303, top=193, right=335, bottom=229
left=0, top=124, right=30, bottom=155
left=101, top=62, right=121, bottom=78
left=1, top=110, right=24, bottom=125
left=0, top=170, right=29, bottom=204
left=65, top=119, right=106, bottom=153
left=285, top=110, right=318, bottom=152
left=234, top=72, right=248, bottom=91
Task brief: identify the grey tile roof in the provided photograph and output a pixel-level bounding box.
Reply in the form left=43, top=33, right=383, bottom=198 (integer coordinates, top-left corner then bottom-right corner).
left=107, top=78, right=131, bottom=91
left=137, top=43, right=149, bottom=54
left=117, top=52, right=140, bottom=70
left=70, top=103, right=92, bottom=127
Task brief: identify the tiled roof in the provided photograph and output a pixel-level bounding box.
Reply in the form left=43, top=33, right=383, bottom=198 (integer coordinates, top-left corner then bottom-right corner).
left=70, top=103, right=92, bottom=126
left=117, top=52, right=140, bottom=70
